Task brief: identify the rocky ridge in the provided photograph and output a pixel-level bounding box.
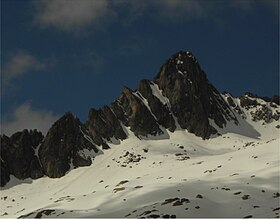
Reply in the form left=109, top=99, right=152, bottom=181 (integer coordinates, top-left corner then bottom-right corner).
left=38, top=112, right=99, bottom=178
left=1, top=51, right=279, bottom=187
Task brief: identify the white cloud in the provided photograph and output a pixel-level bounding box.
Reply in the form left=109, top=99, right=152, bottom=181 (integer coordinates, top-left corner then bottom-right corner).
left=34, top=0, right=113, bottom=32
left=3, top=51, right=46, bottom=82
left=32, top=0, right=278, bottom=33
left=1, top=103, right=59, bottom=136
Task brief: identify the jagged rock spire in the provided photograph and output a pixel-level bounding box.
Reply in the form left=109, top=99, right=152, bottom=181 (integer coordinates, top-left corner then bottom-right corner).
left=154, top=51, right=237, bottom=138
left=39, top=112, right=98, bottom=178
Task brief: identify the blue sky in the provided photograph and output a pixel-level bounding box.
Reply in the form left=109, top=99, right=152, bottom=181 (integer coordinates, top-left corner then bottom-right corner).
left=1, top=0, right=279, bottom=136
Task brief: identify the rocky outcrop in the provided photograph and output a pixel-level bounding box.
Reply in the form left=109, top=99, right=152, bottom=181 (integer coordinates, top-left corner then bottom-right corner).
left=39, top=112, right=98, bottom=178
left=87, top=105, right=127, bottom=146
left=240, top=93, right=280, bottom=107
left=1, top=158, right=10, bottom=187
left=271, top=95, right=280, bottom=105
left=113, top=87, right=163, bottom=137
left=238, top=93, right=280, bottom=123
left=240, top=96, right=258, bottom=109
left=138, top=80, right=176, bottom=132
left=0, top=130, right=44, bottom=186
left=154, top=51, right=237, bottom=139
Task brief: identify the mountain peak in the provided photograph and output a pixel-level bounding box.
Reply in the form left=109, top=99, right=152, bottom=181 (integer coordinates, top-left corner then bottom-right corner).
left=155, top=50, right=200, bottom=80
left=38, top=112, right=98, bottom=178
left=171, top=50, right=198, bottom=63
left=153, top=51, right=237, bottom=138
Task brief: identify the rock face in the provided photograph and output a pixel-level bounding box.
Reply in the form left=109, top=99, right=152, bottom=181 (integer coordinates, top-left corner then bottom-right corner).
left=87, top=105, right=127, bottom=146
left=1, top=158, right=10, bottom=187
left=39, top=112, right=99, bottom=178
left=0, top=130, right=44, bottom=186
left=154, top=51, right=237, bottom=139
left=86, top=51, right=238, bottom=140
left=87, top=86, right=164, bottom=139
left=114, top=87, right=163, bottom=137
left=138, top=80, right=176, bottom=132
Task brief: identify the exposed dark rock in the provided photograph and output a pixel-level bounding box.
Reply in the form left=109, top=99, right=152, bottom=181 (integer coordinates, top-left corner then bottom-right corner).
left=39, top=112, right=98, bottom=178
left=242, top=194, right=250, bottom=200
left=147, top=214, right=160, bottom=218
left=240, top=95, right=258, bottom=108
left=244, top=92, right=280, bottom=105
left=35, top=209, right=55, bottom=218
left=244, top=92, right=258, bottom=98
left=251, top=105, right=279, bottom=123
left=172, top=198, right=190, bottom=206
left=113, top=187, right=125, bottom=193
left=271, top=95, right=280, bottom=105
left=162, top=197, right=180, bottom=205
left=18, top=212, right=34, bottom=218
left=30, top=157, right=44, bottom=179
left=154, top=51, right=237, bottom=139
left=273, top=192, right=280, bottom=198
left=87, top=105, right=127, bottom=145
left=72, top=153, right=92, bottom=167
left=243, top=215, right=253, bottom=218
left=0, top=158, right=10, bottom=187
left=114, top=86, right=163, bottom=137
left=227, top=96, right=236, bottom=108
left=138, top=80, right=176, bottom=132
left=101, top=143, right=110, bottom=150
left=116, top=180, right=129, bottom=186
left=0, top=130, right=44, bottom=185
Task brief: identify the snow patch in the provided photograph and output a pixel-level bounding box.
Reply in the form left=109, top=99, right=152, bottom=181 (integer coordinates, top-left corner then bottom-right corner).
left=78, top=149, right=97, bottom=160
left=149, top=82, right=171, bottom=108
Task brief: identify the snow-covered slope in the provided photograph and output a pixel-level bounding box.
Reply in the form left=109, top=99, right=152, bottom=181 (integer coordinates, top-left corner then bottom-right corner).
left=1, top=113, right=279, bottom=218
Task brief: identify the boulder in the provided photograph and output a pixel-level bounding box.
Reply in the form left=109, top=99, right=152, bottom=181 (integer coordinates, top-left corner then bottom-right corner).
left=240, top=95, right=258, bottom=108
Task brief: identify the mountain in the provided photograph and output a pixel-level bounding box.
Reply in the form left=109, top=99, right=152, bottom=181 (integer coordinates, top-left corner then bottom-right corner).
left=1, top=51, right=279, bottom=218
left=86, top=51, right=240, bottom=143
